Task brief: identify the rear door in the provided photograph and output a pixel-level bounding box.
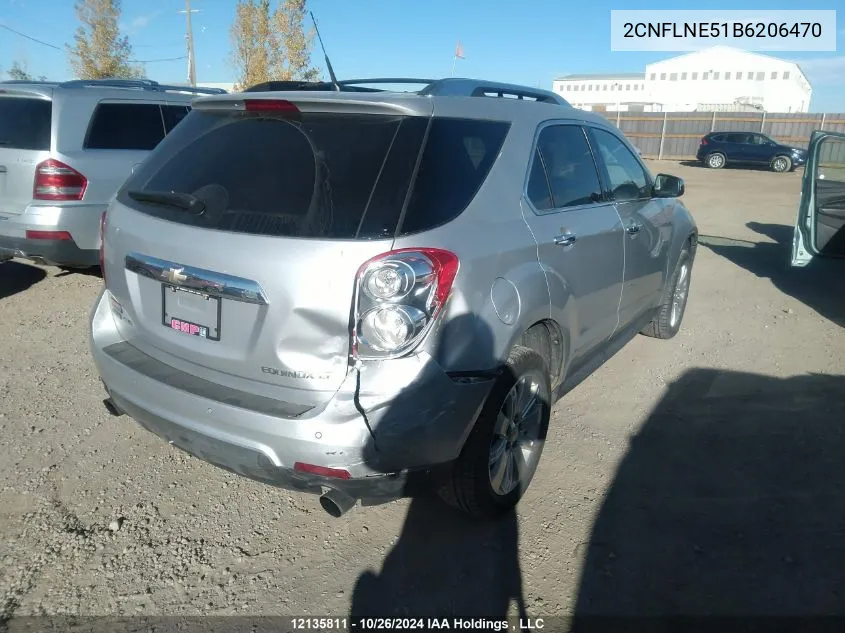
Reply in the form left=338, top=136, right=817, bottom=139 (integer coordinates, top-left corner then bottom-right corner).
left=792, top=130, right=845, bottom=266
left=520, top=122, right=624, bottom=366
left=103, top=100, right=433, bottom=406
left=586, top=125, right=668, bottom=328
left=0, top=91, right=53, bottom=216
left=66, top=100, right=170, bottom=206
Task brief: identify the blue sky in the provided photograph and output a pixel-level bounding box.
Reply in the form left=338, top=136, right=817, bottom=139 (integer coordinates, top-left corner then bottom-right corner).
left=1, top=0, right=844, bottom=111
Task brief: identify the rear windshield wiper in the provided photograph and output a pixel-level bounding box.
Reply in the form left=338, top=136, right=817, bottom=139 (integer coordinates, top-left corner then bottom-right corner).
left=127, top=190, right=206, bottom=215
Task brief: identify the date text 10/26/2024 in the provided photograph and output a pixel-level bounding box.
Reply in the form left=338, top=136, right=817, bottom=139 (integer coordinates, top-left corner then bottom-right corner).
left=290, top=618, right=547, bottom=631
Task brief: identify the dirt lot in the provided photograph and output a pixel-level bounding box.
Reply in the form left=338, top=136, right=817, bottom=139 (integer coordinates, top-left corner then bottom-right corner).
left=1, top=160, right=844, bottom=625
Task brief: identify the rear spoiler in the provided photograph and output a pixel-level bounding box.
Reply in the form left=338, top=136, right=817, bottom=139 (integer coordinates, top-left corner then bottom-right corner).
left=192, top=93, right=433, bottom=117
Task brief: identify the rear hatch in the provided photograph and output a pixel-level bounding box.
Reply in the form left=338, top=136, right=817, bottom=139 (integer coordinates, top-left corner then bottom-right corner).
left=104, top=95, right=436, bottom=408
left=0, top=89, right=53, bottom=216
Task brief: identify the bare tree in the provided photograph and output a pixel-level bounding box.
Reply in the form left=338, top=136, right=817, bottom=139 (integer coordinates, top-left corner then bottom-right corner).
left=67, top=0, right=144, bottom=79
left=270, top=0, right=319, bottom=82
left=230, top=0, right=320, bottom=90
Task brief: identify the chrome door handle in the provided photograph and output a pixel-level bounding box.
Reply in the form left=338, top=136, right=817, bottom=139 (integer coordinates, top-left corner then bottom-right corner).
left=554, top=233, right=577, bottom=246
left=626, top=223, right=642, bottom=235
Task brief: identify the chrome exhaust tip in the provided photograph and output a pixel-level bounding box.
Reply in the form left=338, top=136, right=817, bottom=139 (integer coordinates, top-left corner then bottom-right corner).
left=319, top=488, right=358, bottom=518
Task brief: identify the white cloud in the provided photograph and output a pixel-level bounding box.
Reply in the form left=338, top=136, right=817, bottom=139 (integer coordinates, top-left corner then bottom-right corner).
left=794, top=56, right=845, bottom=85
left=122, top=10, right=163, bottom=34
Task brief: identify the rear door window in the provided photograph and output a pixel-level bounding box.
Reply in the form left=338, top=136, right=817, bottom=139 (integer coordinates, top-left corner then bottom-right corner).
left=0, top=97, right=52, bottom=150
left=528, top=124, right=602, bottom=210
left=119, top=109, right=509, bottom=239
left=85, top=102, right=166, bottom=150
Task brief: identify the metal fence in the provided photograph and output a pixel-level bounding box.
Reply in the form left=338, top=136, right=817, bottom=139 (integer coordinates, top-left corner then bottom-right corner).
left=599, top=111, right=845, bottom=161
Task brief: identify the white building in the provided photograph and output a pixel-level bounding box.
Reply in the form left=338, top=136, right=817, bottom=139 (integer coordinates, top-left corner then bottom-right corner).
left=553, top=46, right=812, bottom=113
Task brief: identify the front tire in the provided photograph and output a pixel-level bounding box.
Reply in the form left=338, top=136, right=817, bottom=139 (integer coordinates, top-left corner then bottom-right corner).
left=438, top=345, right=551, bottom=520
left=641, top=245, right=693, bottom=340
left=771, top=155, right=792, bottom=173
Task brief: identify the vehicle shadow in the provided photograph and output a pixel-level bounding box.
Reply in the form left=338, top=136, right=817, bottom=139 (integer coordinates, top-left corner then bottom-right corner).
left=54, top=265, right=102, bottom=279
left=678, top=160, right=801, bottom=173
left=0, top=260, right=47, bottom=300
left=699, top=222, right=845, bottom=328
left=349, top=313, right=531, bottom=621
left=570, top=368, right=845, bottom=627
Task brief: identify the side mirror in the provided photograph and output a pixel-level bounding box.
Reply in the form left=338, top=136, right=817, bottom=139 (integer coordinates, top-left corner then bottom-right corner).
left=653, top=173, right=684, bottom=198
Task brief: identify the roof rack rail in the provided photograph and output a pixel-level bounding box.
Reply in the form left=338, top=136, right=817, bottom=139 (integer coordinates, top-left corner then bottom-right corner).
left=57, top=79, right=227, bottom=95
left=242, top=76, right=570, bottom=106
left=420, top=78, right=570, bottom=106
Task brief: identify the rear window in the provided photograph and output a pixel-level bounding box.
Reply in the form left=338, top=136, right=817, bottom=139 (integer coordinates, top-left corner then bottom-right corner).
left=85, top=102, right=167, bottom=150
left=119, top=109, right=509, bottom=239
left=0, top=97, right=52, bottom=151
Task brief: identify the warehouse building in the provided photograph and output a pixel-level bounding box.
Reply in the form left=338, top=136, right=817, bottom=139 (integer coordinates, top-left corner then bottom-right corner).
left=553, top=46, right=812, bottom=113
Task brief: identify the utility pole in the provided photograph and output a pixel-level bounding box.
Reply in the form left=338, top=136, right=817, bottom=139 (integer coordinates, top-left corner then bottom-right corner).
left=180, top=0, right=199, bottom=87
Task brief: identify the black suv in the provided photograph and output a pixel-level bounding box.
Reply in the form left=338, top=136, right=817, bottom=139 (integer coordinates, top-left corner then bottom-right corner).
left=696, top=131, right=807, bottom=173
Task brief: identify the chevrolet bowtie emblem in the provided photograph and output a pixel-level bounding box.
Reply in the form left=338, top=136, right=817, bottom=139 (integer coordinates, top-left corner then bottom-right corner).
left=166, top=267, right=188, bottom=284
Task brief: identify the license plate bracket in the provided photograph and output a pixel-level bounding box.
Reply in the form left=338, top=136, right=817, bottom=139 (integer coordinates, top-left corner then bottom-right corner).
left=161, top=284, right=221, bottom=341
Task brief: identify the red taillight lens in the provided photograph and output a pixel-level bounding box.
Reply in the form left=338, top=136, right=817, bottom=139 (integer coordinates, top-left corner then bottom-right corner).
left=700, top=137, right=708, bottom=145
left=351, top=248, right=459, bottom=361
left=99, top=211, right=107, bottom=280
left=25, top=230, right=72, bottom=241
left=244, top=99, right=299, bottom=113
left=33, top=159, right=87, bottom=201
left=293, top=462, right=351, bottom=480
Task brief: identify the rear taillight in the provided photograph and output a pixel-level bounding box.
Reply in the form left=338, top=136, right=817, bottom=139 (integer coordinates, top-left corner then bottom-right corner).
left=700, top=137, right=708, bottom=146
left=33, top=159, right=87, bottom=201
left=99, top=211, right=107, bottom=281
left=25, top=230, right=72, bottom=241
left=351, top=248, right=459, bottom=361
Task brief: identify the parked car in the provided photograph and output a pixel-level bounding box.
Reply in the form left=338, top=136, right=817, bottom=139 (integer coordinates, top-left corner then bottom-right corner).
left=696, top=131, right=807, bottom=173
left=90, top=77, right=698, bottom=520
left=792, top=129, right=845, bottom=266
left=0, top=79, right=225, bottom=269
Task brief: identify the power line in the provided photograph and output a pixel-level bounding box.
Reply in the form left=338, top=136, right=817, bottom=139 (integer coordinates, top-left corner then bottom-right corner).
left=130, top=55, right=188, bottom=63
left=1, top=23, right=189, bottom=64
left=0, top=24, right=61, bottom=50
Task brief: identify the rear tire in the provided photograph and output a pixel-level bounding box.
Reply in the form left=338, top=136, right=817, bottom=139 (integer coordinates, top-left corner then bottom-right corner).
left=438, top=346, right=551, bottom=520
left=641, top=245, right=693, bottom=340
left=771, top=155, right=792, bottom=173
left=706, top=152, right=726, bottom=169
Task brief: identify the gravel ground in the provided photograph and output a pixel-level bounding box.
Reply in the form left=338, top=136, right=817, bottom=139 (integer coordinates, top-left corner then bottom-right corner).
left=1, top=160, right=844, bottom=626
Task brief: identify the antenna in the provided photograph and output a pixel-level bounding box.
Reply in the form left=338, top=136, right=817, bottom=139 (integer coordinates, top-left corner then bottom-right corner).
left=309, top=11, right=340, bottom=92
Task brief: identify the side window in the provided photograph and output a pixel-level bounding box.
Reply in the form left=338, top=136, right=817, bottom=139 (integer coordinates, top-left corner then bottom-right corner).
left=85, top=103, right=166, bottom=150
left=162, top=105, right=191, bottom=134
left=589, top=127, right=650, bottom=202
left=526, top=148, right=553, bottom=211
left=531, top=125, right=602, bottom=210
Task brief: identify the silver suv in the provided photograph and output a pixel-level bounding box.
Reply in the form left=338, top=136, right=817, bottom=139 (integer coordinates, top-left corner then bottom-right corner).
left=89, top=78, right=698, bottom=520
left=0, top=79, right=225, bottom=269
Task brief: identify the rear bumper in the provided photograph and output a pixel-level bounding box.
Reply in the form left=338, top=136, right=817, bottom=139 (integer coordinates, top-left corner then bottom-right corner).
left=89, top=289, right=495, bottom=500
left=0, top=203, right=104, bottom=267
left=0, top=234, right=98, bottom=268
